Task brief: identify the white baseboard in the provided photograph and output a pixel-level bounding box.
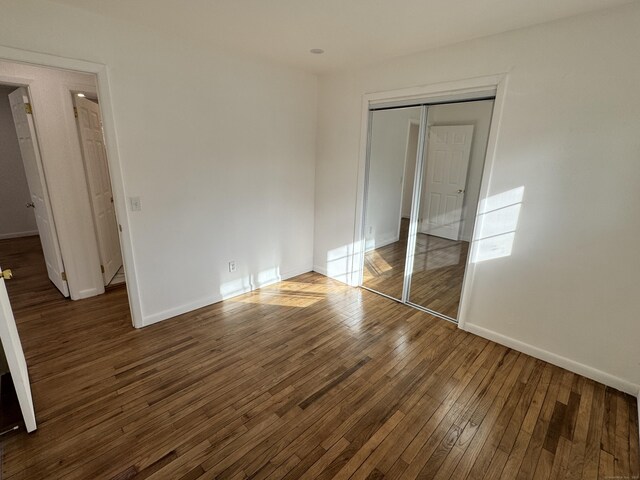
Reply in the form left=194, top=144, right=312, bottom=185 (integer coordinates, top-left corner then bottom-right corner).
left=463, top=323, right=640, bottom=396
left=0, top=230, right=38, bottom=240
left=141, top=264, right=312, bottom=328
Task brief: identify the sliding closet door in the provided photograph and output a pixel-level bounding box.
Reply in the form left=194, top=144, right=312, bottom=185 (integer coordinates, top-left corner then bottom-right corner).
left=408, top=100, right=495, bottom=319
left=362, top=106, right=422, bottom=300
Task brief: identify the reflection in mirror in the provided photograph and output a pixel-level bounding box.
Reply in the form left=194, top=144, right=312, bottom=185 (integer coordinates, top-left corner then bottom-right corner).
left=362, top=106, right=421, bottom=300
left=408, top=100, right=494, bottom=318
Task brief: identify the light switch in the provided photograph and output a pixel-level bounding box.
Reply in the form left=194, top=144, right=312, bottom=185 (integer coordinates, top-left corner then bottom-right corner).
left=129, top=196, right=142, bottom=212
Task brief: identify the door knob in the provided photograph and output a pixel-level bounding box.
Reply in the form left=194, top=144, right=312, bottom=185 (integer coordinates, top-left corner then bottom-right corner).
left=1, top=269, right=13, bottom=280
left=25, top=202, right=35, bottom=208
left=457, top=189, right=465, bottom=194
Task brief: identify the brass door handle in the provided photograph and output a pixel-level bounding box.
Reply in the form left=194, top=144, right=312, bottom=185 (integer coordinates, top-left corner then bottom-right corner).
left=25, top=202, right=35, bottom=208
left=1, top=269, right=13, bottom=280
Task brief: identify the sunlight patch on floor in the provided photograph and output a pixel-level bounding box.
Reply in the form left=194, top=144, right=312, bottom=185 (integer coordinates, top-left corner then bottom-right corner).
left=231, top=291, right=324, bottom=308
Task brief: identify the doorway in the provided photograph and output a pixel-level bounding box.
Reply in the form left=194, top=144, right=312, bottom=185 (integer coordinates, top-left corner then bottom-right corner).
left=0, top=61, right=131, bottom=433
left=361, top=97, right=495, bottom=322
left=0, top=61, right=125, bottom=302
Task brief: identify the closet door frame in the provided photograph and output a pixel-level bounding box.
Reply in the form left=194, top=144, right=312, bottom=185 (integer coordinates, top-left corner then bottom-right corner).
left=354, top=74, right=508, bottom=327
left=400, top=105, right=428, bottom=304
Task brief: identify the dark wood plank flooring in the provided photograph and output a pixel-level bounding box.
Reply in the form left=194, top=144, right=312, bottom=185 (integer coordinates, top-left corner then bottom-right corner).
left=0, top=236, right=638, bottom=479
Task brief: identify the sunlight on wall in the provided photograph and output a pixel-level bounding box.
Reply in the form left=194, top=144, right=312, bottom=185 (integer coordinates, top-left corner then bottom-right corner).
left=326, top=244, right=355, bottom=284
left=471, top=186, right=524, bottom=263
left=256, top=267, right=281, bottom=286
left=219, top=277, right=253, bottom=300
left=219, top=266, right=282, bottom=300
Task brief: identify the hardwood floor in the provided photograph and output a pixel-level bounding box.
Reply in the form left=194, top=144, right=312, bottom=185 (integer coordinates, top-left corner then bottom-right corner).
left=0, top=236, right=638, bottom=479
left=0, top=236, right=68, bottom=315
left=363, top=219, right=468, bottom=318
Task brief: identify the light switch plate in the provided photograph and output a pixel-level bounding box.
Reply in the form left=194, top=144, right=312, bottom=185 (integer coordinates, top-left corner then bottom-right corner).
left=129, top=196, right=142, bottom=212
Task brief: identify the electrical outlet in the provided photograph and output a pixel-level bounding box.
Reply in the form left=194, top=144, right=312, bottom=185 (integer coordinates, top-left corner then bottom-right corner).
left=228, top=261, right=236, bottom=273
left=129, top=196, right=142, bottom=212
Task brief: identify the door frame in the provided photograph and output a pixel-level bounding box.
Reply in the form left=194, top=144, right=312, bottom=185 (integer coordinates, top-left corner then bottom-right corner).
left=399, top=119, right=420, bottom=226
left=0, top=45, right=143, bottom=328
left=352, top=73, right=509, bottom=329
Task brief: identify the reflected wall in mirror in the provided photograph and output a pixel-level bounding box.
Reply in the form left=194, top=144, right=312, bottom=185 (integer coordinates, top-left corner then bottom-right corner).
left=408, top=100, right=494, bottom=318
left=362, top=106, right=421, bottom=300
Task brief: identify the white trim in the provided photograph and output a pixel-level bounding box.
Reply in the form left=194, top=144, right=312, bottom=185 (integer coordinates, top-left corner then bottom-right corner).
left=463, top=322, right=640, bottom=396
left=401, top=105, right=428, bottom=303
left=0, top=45, right=143, bottom=328
left=366, top=75, right=504, bottom=107
left=456, top=76, right=509, bottom=330
left=0, top=231, right=39, bottom=240
left=351, top=106, right=373, bottom=287
left=142, top=265, right=313, bottom=327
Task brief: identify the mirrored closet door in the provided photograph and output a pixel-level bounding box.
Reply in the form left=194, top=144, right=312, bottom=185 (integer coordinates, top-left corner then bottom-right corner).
left=362, top=106, right=421, bottom=301
left=361, top=98, right=495, bottom=322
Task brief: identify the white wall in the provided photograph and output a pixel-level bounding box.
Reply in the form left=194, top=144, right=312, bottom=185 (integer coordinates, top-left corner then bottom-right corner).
left=365, top=107, right=419, bottom=250
left=0, top=86, right=37, bottom=239
left=426, top=100, right=494, bottom=241
left=0, top=0, right=317, bottom=326
left=314, top=3, right=640, bottom=393
left=401, top=122, right=419, bottom=219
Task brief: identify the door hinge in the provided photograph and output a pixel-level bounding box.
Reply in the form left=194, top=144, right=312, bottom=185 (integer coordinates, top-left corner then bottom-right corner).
left=25, top=103, right=33, bottom=115
left=118, top=224, right=122, bottom=232
left=101, top=265, right=105, bottom=274
left=74, top=107, right=78, bottom=118
left=61, top=271, right=67, bottom=281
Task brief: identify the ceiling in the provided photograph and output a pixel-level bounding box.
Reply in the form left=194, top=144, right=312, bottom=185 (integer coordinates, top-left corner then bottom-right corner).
left=49, top=0, right=634, bottom=73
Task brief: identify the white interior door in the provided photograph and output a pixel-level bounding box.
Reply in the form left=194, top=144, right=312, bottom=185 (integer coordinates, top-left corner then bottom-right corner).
left=75, top=97, right=122, bottom=285
left=0, top=268, right=36, bottom=432
left=8, top=88, right=69, bottom=297
left=420, top=125, right=474, bottom=240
